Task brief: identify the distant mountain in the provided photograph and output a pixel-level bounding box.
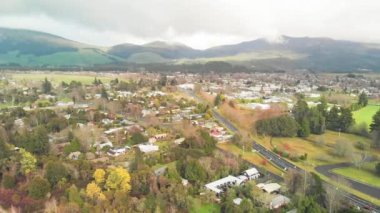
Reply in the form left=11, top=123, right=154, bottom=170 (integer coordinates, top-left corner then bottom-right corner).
left=2, top=27, right=380, bottom=72
left=0, top=28, right=123, bottom=68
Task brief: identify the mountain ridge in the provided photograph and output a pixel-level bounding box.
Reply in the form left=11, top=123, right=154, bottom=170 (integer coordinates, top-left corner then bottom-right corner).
left=1, top=27, right=380, bottom=72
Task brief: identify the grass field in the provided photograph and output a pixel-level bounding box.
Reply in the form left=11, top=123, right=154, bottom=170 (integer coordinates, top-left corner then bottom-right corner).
left=11, top=73, right=112, bottom=84
left=353, top=105, right=380, bottom=129
left=217, top=142, right=283, bottom=176
left=191, top=200, right=220, bottom=213
left=332, top=163, right=380, bottom=188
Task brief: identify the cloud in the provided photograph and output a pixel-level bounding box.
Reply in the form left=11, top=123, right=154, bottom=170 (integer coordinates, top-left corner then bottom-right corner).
left=0, top=0, right=379, bottom=49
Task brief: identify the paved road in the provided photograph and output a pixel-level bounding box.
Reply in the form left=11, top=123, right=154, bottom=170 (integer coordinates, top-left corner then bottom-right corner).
left=181, top=89, right=380, bottom=212
left=316, top=163, right=380, bottom=200
left=211, top=109, right=239, bottom=133
left=253, top=141, right=380, bottom=212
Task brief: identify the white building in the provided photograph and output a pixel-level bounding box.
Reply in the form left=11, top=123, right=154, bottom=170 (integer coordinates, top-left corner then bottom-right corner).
left=138, top=144, right=159, bottom=153
left=243, top=168, right=260, bottom=180
left=205, top=175, right=243, bottom=195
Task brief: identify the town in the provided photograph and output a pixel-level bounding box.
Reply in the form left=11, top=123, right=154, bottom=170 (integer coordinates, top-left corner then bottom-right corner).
left=0, top=71, right=379, bottom=212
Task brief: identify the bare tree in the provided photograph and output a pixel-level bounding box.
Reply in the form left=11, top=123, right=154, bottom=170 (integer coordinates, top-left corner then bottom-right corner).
left=324, top=176, right=350, bottom=213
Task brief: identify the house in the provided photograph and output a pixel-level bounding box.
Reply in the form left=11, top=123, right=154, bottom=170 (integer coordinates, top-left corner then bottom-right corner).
left=97, top=141, right=113, bottom=150
left=138, top=144, right=159, bottom=153
left=257, top=183, right=281, bottom=194
left=269, top=195, right=290, bottom=209
left=107, top=146, right=130, bottom=157
left=205, top=175, right=243, bottom=195
left=174, top=137, right=185, bottom=145
left=68, top=151, right=81, bottom=160
left=243, top=168, right=260, bottom=180
left=154, top=133, right=167, bottom=140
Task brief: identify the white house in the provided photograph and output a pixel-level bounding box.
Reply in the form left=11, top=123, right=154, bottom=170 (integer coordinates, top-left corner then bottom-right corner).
left=257, top=183, right=281, bottom=194
left=138, top=144, right=159, bottom=153
left=205, top=175, right=243, bottom=195
left=243, top=168, right=260, bottom=180
left=107, top=146, right=130, bottom=157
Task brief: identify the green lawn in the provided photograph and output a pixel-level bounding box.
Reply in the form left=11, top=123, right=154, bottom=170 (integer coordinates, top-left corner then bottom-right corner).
left=332, top=163, right=380, bottom=188
left=191, top=199, right=220, bottom=213
left=353, top=105, right=380, bottom=129
left=12, top=73, right=112, bottom=84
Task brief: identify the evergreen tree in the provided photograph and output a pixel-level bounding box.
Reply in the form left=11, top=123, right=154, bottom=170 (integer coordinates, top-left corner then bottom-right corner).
left=358, top=92, right=368, bottom=107
left=370, top=109, right=380, bottom=132
left=317, top=96, right=328, bottom=117
left=42, top=77, right=52, bottom=94
left=309, top=107, right=326, bottom=135
left=101, top=87, right=108, bottom=100
left=326, top=105, right=340, bottom=131
left=298, top=117, right=311, bottom=137
left=339, top=108, right=354, bottom=132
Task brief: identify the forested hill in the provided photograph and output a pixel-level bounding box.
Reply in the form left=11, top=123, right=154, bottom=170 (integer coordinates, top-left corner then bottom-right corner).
left=2, top=27, right=380, bottom=72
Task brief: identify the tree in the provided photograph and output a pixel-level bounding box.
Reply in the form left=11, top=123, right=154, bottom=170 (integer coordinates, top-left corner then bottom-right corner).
left=298, top=117, right=311, bottom=137
left=105, top=167, right=131, bottom=192
left=317, top=96, right=328, bottom=117
left=358, top=92, right=368, bottom=107
left=101, top=87, right=108, bottom=100
left=93, top=169, right=106, bottom=184
left=326, top=105, right=341, bottom=131
left=28, top=176, right=51, bottom=199
left=158, top=74, right=167, bottom=87
left=0, top=140, right=10, bottom=160
left=370, top=109, right=380, bottom=132
left=309, top=107, right=326, bottom=135
left=214, top=93, right=224, bottom=106
left=293, top=97, right=309, bottom=123
left=296, top=196, right=326, bottom=213
left=339, top=108, right=354, bottom=132
left=86, top=181, right=105, bottom=201
left=42, top=77, right=52, bottom=94
left=255, top=115, right=298, bottom=137
left=376, top=162, right=380, bottom=176
left=45, top=161, right=68, bottom=186
left=19, top=148, right=36, bottom=175
left=67, top=184, right=84, bottom=207
left=2, top=174, right=16, bottom=189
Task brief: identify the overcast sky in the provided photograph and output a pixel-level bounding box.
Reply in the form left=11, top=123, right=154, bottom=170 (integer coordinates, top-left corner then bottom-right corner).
left=0, top=0, right=379, bottom=49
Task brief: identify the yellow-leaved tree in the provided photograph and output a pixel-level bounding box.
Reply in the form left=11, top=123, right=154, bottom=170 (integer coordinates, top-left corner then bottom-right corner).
left=93, top=168, right=106, bottom=184
left=86, top=181, right=105, bottom=201
left=19, top=148, right=37, bottom=175
left=105, top=167, right=131, bottom=192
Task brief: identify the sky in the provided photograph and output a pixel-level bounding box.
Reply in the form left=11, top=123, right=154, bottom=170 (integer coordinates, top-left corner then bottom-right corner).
left=0, top=0, right=379, bottom=49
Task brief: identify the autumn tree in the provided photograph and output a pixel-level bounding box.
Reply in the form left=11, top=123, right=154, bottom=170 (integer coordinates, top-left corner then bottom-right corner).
left=19, top=148, right=37, bottom=175
left=93, top=168, right=106, bottom=184
left=105, top=167, right=131, bottom=192
left=86, top=181, right=105, bottom=201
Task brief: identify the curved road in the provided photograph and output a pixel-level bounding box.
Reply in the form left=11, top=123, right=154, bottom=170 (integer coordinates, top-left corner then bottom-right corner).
left=316, top=163, right=380, bottom=199
left=181, top=89, right=380, bottom=211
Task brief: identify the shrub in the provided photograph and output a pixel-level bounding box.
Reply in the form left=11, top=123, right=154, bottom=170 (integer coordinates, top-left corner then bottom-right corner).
left=2, top=174, right=16, bottom=189
left=45, top=162, right=68, bottom=186
left=28, top=177, right=50, bottom=200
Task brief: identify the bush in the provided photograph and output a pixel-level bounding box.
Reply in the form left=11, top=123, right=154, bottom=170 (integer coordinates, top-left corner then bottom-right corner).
left=355, top=141, right=366, bottom=150
left=45, top=162, right=68, bottom=186
left=28, top=176, right=50, bottom=199
left=2, top=174, right=16, bottom=189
